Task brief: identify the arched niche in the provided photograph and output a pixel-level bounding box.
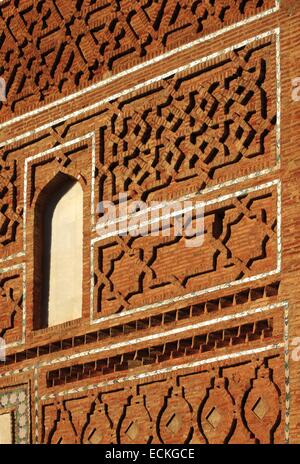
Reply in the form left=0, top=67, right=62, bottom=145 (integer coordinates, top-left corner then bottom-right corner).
left=34, top=172, right=83, bottom=328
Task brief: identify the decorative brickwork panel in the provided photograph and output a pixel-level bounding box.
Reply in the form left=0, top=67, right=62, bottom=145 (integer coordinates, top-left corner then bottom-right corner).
left=0, top=158, right=22, bottom=259
left=0, top=0, right=276, bottom=123
left=1, top=0, right=299, bottom=447
left=41, top=352, right=285, bottom=444
left=93, top=181, right=279, bottom=317
left=0, top=31, right=279, bottom=264
left=0, top=265, right=24, bottom=346
left=97, top=33, right=278, bottom=205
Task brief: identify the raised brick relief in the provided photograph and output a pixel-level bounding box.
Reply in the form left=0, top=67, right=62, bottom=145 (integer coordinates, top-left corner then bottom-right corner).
left=93, top=181, right=279, bottom=317
left=0, top=158, right=22, bottom=257
left=0, top=31, right=278, bottom=267
left=41, top=353, right=285, bottom=444
left=0, top=266, right=24, bottom=346
left=0, top=0, right=293, bottom=447
left=97, top=34, right=277, bottom=205
left=0, top=0, right=276, bottom=122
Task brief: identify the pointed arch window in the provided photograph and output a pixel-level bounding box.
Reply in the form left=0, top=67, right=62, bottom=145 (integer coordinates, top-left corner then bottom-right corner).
left=34, top=173, right=83, bottom=328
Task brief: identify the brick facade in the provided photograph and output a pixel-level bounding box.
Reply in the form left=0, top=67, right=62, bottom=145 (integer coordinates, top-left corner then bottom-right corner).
left=0, top=0, right=300, bottom=444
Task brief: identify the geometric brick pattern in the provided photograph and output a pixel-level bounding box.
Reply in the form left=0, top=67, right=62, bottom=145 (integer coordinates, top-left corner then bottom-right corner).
left=94, top=182, right=279, bottom=317
left=0, top=0, right=276, bottom=123
left=41, top=353, right=285, bottom=444
left=0, top=266, right=23, bottom=345
left=0, top=159, right=21, bottom=250
left=1, top=0, right=300, bottom=446
left=0, top=32, right=279, bottom=267
left=98, top=36, right=277, bottom=205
